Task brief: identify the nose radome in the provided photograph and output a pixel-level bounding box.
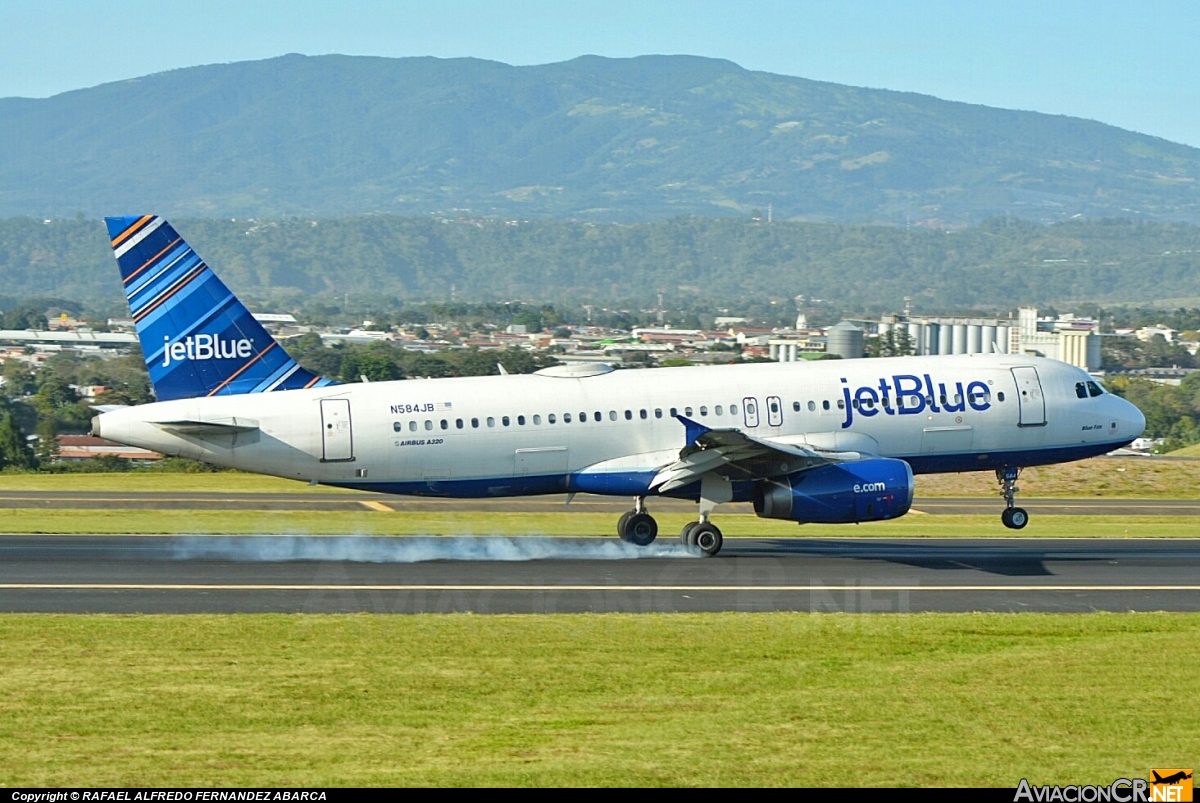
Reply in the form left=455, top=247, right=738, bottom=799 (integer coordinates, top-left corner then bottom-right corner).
left=1117, top=396, right=1146, bottom=440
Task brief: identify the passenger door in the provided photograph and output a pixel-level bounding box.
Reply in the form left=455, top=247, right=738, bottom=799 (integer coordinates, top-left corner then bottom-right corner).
left=320, top=398, right=354, bottom=461
left=1011, top=367, right=1046, bottom=427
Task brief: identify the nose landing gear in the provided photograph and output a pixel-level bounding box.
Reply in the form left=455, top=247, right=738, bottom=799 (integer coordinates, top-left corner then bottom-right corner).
left=997, top=467, right=1029, bottom=530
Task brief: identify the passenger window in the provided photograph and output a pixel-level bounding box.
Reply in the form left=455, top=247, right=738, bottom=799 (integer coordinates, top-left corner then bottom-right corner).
left=699, top=406, right=708, bottom=416
left=997, top=393, right=1005, bottom=403
left=1087, top=381, right=1104, bottom=397
left=580, top=412, right=588, bottom=422
left=625, top=410, right=633, bottom=420
left=851, top=399, right=859, bottom=409
left=549, top=414, right=557, bottom=424
left=715, top=405, right=723, bottom=416
left=471, top=418, right=479, bottom=428
left=685, top=407, right=693, bottom=417
left=730, top=404, right=738, bottom=415
left=939, top=394, right=947, bottom=406
left=793, top=401, right=800, bottom=412
left=954, top=394, right=962, bottom=406
left=425, top=420, right=433, bottom=430
left=640, top=409, right=648, bottom=419
left=670, top=408, right=677, bottom=417
left=487, top=417, right=495, bottom=427
left=517, top=415, right=526, bottom=425
left=1075, top=382, right=1088, bottom=399
left=456, top=419, right=464, bottom=429
left=807, top=401, right=816, bottom=412
left=410, top=421, right=418, bottom=432
left=564, top=413, right=572, bottom=423
left=769, top=400, right=779, bottom=413
left=503, top=416, right=510, bottom=426
left=533, top=415, right=541, bottom=425
left=594, top=411, right=601, bottom=422
left=393, top=422, right=402, bottom=432
left=836, top=399, right=845, bottom=410
left=655, top=409, right=662, bottom=418
left=440, top=419, right=448, bottom=430
left=609, top=411, right=617, bottom=421
left=822, top=400, right=830, bottom=411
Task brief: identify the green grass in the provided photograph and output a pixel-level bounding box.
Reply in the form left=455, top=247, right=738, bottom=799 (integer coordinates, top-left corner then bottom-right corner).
left=4, top=455, right=1199, bottom=496
left=1167, top=443, right=1200, bottom=458
left=0, top=509, right=1196, bottom=537
left=0, top=613, right=1197, bottom=786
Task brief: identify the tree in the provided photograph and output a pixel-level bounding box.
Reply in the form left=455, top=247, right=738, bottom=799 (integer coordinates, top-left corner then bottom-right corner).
left=0, top=412, right=35, bottom=470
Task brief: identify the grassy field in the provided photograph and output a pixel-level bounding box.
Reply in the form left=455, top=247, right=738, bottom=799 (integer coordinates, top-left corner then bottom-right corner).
left=1168, top=443, right=1200, bottom=458
left=1, top=613, right=1196, bottom=786
left=0, top=509, right=1195, bottom=537
left=1, top=455, right=1199, bottom=497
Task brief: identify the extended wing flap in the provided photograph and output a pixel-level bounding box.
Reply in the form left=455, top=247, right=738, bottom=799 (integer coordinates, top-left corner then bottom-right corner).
left=653, top=416, right=867, bottom=491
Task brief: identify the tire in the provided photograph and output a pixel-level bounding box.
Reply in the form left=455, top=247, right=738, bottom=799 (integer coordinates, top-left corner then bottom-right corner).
left=1000, top=508, right=1013, bottom=528
left=617, top=510, right=634, bottom=541
left=1008, top=507, right=1029, bottom=530
left=679, top=521, right=699, bottom=545
left=690, top=522, right=723, bottom=557
left=625, top=513, right=658, bottom=546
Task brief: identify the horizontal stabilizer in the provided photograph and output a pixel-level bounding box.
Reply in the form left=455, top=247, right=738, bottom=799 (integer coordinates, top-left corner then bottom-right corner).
left=153, top=418, right=260, bottom=434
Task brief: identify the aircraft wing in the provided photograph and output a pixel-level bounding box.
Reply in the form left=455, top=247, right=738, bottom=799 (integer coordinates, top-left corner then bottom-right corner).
left=649, top=416, right=861, bottom=492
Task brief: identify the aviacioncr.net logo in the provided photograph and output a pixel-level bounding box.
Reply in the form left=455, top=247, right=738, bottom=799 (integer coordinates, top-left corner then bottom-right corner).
left=161, top=334, right=253, bottom=367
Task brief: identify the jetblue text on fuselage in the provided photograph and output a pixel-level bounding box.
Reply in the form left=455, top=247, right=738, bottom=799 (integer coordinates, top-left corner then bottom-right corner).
left=840, top=374, right=992, bottom=429
left=161, top=334, right=253, bottom=367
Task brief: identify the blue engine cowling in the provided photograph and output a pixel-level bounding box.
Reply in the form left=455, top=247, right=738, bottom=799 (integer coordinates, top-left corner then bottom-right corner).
left=752, top=458, right=914, bottom=524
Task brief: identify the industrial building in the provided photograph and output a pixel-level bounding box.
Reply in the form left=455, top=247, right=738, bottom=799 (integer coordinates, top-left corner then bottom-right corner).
left=870, top=307, right=1101, bottom=370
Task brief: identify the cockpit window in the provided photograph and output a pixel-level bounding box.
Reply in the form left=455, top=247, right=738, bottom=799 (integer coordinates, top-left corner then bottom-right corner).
left=1087, top=381, right=1104, bottom=397
left=1075, top=382, right=1088, bottom=399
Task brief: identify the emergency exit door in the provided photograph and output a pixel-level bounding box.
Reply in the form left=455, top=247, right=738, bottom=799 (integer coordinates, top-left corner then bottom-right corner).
left=1011, top=366, right=1046, bottom=427
left=320, top=398, right=355, bottom=461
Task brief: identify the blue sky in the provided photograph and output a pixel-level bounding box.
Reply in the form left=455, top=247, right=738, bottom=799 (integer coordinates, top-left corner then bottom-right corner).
left=2, top=0, right=1197, bottom=146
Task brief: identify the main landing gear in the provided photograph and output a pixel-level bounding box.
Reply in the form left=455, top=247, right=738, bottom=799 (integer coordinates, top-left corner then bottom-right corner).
left=997, top=467, right=1029, bottom=530
left=616, top=494, right=724, bottom=556
left=617, top=497, right=658, bottom=547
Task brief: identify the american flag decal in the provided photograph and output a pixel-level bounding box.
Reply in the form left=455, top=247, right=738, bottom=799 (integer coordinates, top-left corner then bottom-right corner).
left=436, top=401, right=454, bottom=411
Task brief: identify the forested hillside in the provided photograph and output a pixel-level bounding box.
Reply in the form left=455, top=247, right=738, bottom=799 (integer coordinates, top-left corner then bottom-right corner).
left=3, top=216, right=1200, bottom=312
left=2, top=54, right=1199, bottom=223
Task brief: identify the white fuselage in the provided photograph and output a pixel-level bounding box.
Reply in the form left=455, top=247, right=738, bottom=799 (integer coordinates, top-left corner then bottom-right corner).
left=94, top=354, right=1145, bottom=500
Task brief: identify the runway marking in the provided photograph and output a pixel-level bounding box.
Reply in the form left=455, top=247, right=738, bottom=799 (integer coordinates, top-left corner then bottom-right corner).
left=358, top=501, right=394, bottom=512
left=3, top=584, right=1199, bottom=592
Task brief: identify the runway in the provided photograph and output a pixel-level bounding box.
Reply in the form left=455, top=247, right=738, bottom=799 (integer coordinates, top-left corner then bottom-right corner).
left=1, top=536, right=1198, bottom=614
left=1, top=490, right=1198, bottom=515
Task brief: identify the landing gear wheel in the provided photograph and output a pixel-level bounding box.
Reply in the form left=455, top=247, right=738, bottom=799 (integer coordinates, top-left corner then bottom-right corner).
left=617, top=510, right=634, bottom=541
left=679, top=521, right=699, bottom=545
left=1001, top=507, right=1029, bottom=530
left=689, top=522, right=723, bottom=557
left=622, top=512, right=658, bottom=546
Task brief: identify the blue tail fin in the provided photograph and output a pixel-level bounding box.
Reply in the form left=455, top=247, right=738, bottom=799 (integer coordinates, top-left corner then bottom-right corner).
left=104, top=215, right=336, bottom=402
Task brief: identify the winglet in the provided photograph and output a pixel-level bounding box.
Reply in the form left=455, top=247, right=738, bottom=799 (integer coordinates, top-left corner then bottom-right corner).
left=675, top=414, right=712, bottom=446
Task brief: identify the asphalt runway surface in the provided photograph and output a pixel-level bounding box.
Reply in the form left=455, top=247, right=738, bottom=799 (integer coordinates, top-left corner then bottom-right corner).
left=2, top=490, right=1199, bottom=515
left=2, top=535, right=1198, bottom=614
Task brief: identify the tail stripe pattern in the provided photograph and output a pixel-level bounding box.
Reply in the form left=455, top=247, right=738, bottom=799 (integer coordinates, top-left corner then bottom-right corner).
left=105, top=216, right=337, bottom=402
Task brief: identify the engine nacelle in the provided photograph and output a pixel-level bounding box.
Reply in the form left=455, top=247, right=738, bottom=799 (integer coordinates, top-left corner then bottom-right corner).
left=752, top=458, right=914, bottom=524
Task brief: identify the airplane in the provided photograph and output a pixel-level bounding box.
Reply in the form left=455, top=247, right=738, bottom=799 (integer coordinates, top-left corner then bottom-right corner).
left=91, top=215, right=1147, bottom=556
left=1152, top=771, right=1193, bottom=786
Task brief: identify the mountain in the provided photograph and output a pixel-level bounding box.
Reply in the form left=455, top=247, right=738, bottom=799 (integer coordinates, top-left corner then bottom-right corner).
left=4, top=215, right=1200, bottom=311
left=2, top=54, right=1199, bottom=223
